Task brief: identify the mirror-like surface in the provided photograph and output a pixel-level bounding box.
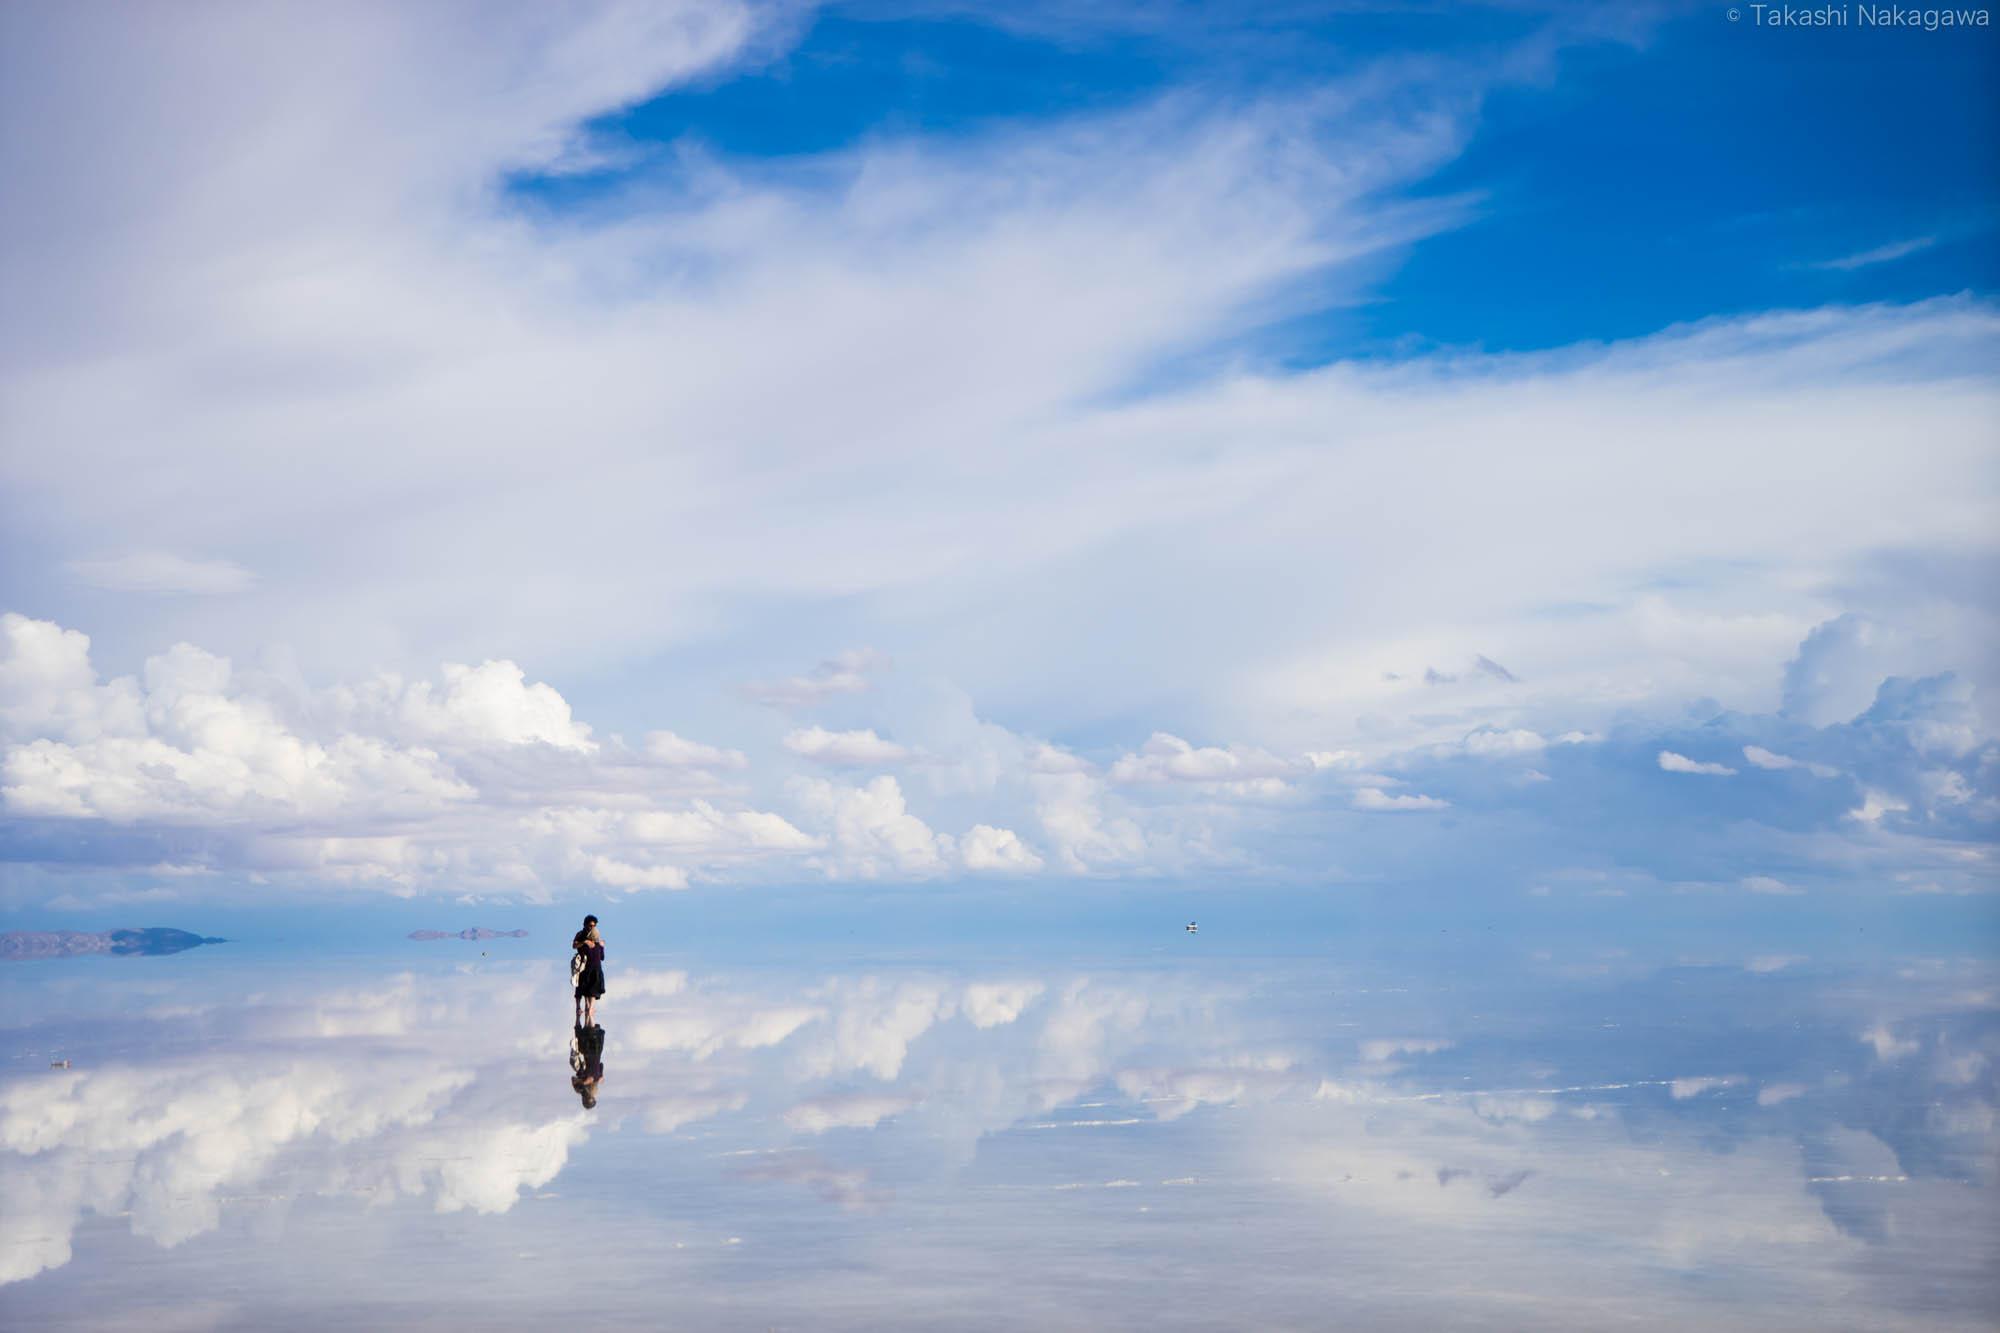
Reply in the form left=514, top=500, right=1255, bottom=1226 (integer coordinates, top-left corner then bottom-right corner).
left=2, top=938, right=1995, bottom=1330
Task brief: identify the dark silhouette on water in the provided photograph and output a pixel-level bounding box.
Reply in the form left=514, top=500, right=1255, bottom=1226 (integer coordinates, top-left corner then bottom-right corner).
left=1, top=927, right=227, bottom=961
left=572, top=914, right=605, bottom=1027
left=569, top=1023, right=606, bottom=1109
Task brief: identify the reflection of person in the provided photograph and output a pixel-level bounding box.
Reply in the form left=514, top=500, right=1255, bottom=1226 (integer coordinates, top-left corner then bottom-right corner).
left=572, top=914, right=605, bottom=1026
left=569, top=1022, right=606, bottom=1110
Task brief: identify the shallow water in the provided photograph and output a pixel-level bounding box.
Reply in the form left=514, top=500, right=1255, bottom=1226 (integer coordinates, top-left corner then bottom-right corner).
left=1, top=931, right=1995, bottom=1330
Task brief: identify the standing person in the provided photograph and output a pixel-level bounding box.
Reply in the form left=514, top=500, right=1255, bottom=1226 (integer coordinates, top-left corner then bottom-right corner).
left=572, top=914, right=606, bottom=1026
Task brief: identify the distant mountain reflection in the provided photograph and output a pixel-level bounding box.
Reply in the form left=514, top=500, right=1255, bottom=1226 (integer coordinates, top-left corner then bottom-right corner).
left=0, top=926, right=226, bottom=960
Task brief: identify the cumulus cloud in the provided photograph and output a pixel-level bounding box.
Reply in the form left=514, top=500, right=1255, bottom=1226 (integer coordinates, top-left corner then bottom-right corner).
left=1108, top=732, right=1302, bottom=793
left=1115, top=1061, right=1303, bottom=1121
left=959, top=823, right=1045, bottom=873
left=797, top=979, right=957, bottom=1081
left=2, top=624, right=473, bottom=824
left=791, top=776, right=950, bottom=879
left=645, top=731, right=748, bottom=770
left=1847, top=790, right=1911, bottom=825
left=0, top=1046, right=579, bottom=1284
left=0, top=0, right=1993, bottom=906
left=783, top=726, right=914, bottom=767
left=1742, top=876, right=1804, bottom=896
left=1031, top=770, right=1149, bottom=873
left=961, top=981, right=1045, bottom=1028
left=742, top=652, right=888, bottom=709
left=1352, top=788, right=1449, bottom=812
left=385, top=660, right=596, bottom=752
left=1860, top=1023, right=1920, bottom=1062
left=1658, top=751, right=1737, bottom=776
left=0, top=615, right=823, bottom=893
left=587, top=856, right=691, bottom=890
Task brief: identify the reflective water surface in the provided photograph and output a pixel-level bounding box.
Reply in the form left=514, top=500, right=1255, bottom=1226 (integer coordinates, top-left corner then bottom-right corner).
left=2, top=937, right=1995, bottom=1330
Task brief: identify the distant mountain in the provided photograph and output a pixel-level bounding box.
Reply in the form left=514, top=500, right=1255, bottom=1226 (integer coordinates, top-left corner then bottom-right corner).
left=1, top=928, right=226, bottom=960
left=408, top=927, right=530, bottom=941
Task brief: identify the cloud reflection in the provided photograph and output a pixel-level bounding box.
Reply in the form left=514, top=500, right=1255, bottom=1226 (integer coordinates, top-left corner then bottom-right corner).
left=0, top=954, right=1993, bottom=1326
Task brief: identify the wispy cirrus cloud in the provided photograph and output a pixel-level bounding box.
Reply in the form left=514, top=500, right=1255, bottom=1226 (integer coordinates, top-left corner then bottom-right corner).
left=1808, top=235, right=1936, bottom=271
left=66, top=552, right=255, bottom=595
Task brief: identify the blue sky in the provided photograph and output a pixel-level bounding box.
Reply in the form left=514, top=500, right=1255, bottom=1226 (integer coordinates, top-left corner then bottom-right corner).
left=0, top=1, right=1995, bottom=924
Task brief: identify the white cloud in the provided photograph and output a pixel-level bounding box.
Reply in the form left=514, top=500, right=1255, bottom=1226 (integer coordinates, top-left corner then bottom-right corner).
left=0, top=1041, right=579, bottom=1283
left=645, top=730, right=748, bottom=770
left=1352, top=788, right=1449, bottom=812
left=1756, top=1082, right=1808, bottom=1106
left=0, top=615, right=823, bottom=892
left=643, top=1089, right=748, bottom=1135
left=1, top=628, right=474, bottom=823
left=783, top=726, right=914, bottom=767
left=1745, top=954, right=1804, bottom=972
left=1658, top=751, right=1736, bottom=776
left=783, top=1093, right=918, bottom=1134
left=618, top=969, right=690, bottom=999
left=1742, top=876, right=1803, bottom=896
left=625, top=1003, right=825, bottom=1061
left=618, top=802, right=819, bottom=853
left=0, top=1, right=1993, bottom=905
left=1461, top=728, right=1547, bottom=756
left=791, top=775, right=950, bottom=879
left=742, top=651, right=887, bottom=708
left=66, top=552, right=256, bottom=595
left=0, top=613, right=144, bottom=744
left=1741, top=745, right=1840, bottom=778
left=1860, top=1023, right=1919, bottom=1062
left=1669, top=1075, right=1743, bottom=1099
left=959, top=823, right=1044, bottom=873
left=1031, top=770, right=1149, bottom=873
left=587, top=856, right=691, bottom=891
left=382, top=660, right=596, bottom=752
left=1470, top=1095, right=1557, bottom=1123
left=1809, top=235, right=1935, bottom=271
left=961, top=981, right=1044, bottom=1028
left=1359, top=1038, right=1453, bottom=1063
left=1029, top=743, right=1093, bottom=774
left=1847, top=790, right=1911, bottom=825
left=1108, top=732, right=1302, bottom=792
left=797, top=979, right=956, bottom=1081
